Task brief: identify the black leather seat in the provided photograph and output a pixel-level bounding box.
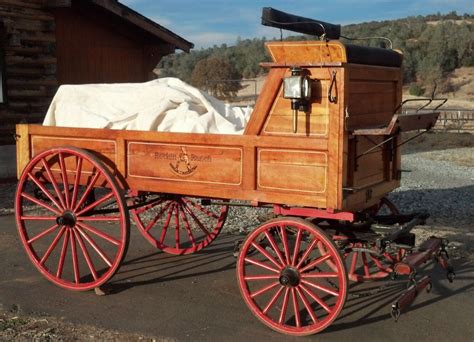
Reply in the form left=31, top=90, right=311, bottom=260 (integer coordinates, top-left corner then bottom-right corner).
left=345, top=44, right=403, bottom=67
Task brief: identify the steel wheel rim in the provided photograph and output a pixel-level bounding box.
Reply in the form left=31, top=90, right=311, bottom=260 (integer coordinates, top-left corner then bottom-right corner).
left=131, top=195, right=228, bottom=255
left=15, top=147, right=129, bottom=291
left=237, top=218, right=347, bottom=336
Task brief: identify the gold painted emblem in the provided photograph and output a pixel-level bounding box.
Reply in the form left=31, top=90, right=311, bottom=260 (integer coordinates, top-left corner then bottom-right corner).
left=170, top=147, right=198, bottom=176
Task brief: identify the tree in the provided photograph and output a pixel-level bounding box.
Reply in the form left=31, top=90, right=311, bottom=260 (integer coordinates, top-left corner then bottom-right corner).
left=191, top=55, right=242, bottom=99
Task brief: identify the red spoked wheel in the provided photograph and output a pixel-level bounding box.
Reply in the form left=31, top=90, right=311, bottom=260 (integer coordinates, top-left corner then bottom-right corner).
left=342, top=242, right=398, bottom=282
left=131, top=194, right=228, bottom=255
left=237, top=218, right=347, bottom=336
left=325, top=197, right=403, bottom=282
left=374, top=197, right=400, bottom=216
left=15, top=147, right=129, bottom=291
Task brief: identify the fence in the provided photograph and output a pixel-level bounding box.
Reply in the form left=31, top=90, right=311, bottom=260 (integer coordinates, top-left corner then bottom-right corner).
left=432, top=109, right=474, bottom=133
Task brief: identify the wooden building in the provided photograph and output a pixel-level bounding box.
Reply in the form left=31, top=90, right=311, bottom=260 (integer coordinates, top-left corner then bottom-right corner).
left=0, top=0, right=193, bottom=145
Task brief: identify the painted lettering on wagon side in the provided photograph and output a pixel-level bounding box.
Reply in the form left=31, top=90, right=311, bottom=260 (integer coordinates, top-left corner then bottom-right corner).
left=154, top=146, right=212, bottom=176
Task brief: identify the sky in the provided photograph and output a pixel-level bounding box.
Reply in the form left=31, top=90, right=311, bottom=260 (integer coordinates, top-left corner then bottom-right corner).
left=121, top=0, right=473, bottom=49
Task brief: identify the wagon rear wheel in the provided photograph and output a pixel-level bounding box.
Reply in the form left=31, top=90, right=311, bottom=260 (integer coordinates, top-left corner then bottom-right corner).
left=131, top=195, right=228, bottom=255
left=237, top=218, right=347, bottom=336
left=15, top=147, right=129, bottom=291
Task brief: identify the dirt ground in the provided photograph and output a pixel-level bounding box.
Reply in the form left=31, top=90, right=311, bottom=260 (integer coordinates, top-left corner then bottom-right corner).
left=0, top=310, right=157, bottom=341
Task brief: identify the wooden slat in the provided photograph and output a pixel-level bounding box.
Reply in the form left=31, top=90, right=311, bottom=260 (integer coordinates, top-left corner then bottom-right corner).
left=0, top=0, right=43, bottom=9
left=0, top=9, right=54, bottom=21
left=5, top=56, right=57, bottom=66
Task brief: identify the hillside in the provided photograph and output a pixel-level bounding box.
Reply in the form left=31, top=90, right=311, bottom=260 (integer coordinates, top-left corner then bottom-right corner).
left=158, top=12, right=473, bottom=102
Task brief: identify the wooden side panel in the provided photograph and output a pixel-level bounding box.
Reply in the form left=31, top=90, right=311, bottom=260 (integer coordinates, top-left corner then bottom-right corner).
left=343, top=64, right=403, bottom=211
left=31, top=136, right=117, bottom=164
left=345, top=65, right=401, bottom=130
left=16, top=124, right=30, bottom=179
left=352, top=137, right=386, bottom=187
left=257, top=149, right=327, bottom=195
left=266, top=41, right=347, bottom=64
left=128, top=142, right=243, bottom=186
left=262, top=68, right=331, bottom=137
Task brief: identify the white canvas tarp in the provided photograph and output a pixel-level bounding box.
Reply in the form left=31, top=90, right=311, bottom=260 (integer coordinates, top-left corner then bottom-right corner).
left=43, top=78, right=252, bottom=134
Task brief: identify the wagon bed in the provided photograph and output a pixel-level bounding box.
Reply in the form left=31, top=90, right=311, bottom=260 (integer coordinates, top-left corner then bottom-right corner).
left=13, top=7, right=453, bottom=337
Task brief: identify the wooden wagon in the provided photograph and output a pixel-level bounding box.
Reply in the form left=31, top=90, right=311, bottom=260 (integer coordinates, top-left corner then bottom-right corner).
left=14, top=8, right=454, bottom=336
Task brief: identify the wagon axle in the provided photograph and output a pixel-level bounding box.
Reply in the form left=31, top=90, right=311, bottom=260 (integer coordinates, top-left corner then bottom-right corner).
left=56, top=211, right=77, bottom=228
left=279, top=267, right=301, bottom=287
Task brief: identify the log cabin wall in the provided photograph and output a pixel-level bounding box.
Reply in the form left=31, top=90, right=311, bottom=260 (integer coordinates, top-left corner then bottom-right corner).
left=0, top=0, right=58, bottom=144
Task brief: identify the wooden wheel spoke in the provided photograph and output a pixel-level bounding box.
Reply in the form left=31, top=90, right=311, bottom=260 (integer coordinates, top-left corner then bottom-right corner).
left=76, top=222, right=121, bottom=246
left=291, top=228, right=303, bottom=267
left=244, top=275, right=280, bottom=281
left=295, top=238, right=318, bottom=269
left=299, top=253, right=332, bottom=273
left=41, top=158, right=67, bottom=209
left=56, top=229, right=69, bottom=278
left=70, top=156, right=83, bottom=209
left=251, top=242, right=284, bottom=270
left=361, top=252, right=370, bottom=277
left=244, top=257, right=280, bottom=273
left=144, top=202, right=172, bottom=232
left=70, top=229, right=80, bottom=283
left=27, top=224, right=59, bottom=245
left=263, top=286, right=285, bottom=314
left=39, top=226, right=66, bottom=265
left=27, top=172, right=63, bottom=210
left=174, top=206, right=180, bottom=249
left=291, top=288, right=301, bottom=328
left=279, top=288, right=291, bottom=324
left=301, top=272, right=339, bottom=279
left=349, top=251, right=358, bottom=275
left=77, top=216, right=121, bottom=222
left=75, top=226, right=113, bottom=267
left=296, top=286, right=318, bottom=324
left=159, top=203, right=175, bottom=244
left=179, top=205, right=196, bottom=247
left=182, top=202, right=212, bottom=237
left=76, top=192, right=114, bottom=216
left=73, top=229, right=98, bottom=281
left=22, top=216, right=57, bottom=221
left=58, top=152, right=70, bottom=208
left=369, top=253, right=391, bottom=272
left=182, top=198, right=219, bottom=219
left=280, top=225, right=291, bottom=265
left=21, top=192, right=61, bottom=215
left=301, top=279, right=339, bottom=297
left=135, top=199, right=164, bottom=214
left=73, top=171, right=101, bottom=212
left=264, top=231, right=286, bottom=266
left=300, top=283, right=332, bottom=313
left=249, top=281, right=279, bottom=298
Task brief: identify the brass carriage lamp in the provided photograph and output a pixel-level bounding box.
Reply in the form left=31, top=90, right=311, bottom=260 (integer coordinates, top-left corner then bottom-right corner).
left=283, top=67, right=312, bottom=133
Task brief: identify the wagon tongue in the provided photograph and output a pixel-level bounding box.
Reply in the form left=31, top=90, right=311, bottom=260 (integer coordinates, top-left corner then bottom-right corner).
left=389, top=237, right=455, bottom=321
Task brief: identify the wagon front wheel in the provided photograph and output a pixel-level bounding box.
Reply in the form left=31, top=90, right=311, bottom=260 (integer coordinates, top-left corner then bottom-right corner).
left=131, top=195, right=228, bottom=255
left=237, top=218, right=347, bottom=336
left=15, top=147, right=130, bottom=291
